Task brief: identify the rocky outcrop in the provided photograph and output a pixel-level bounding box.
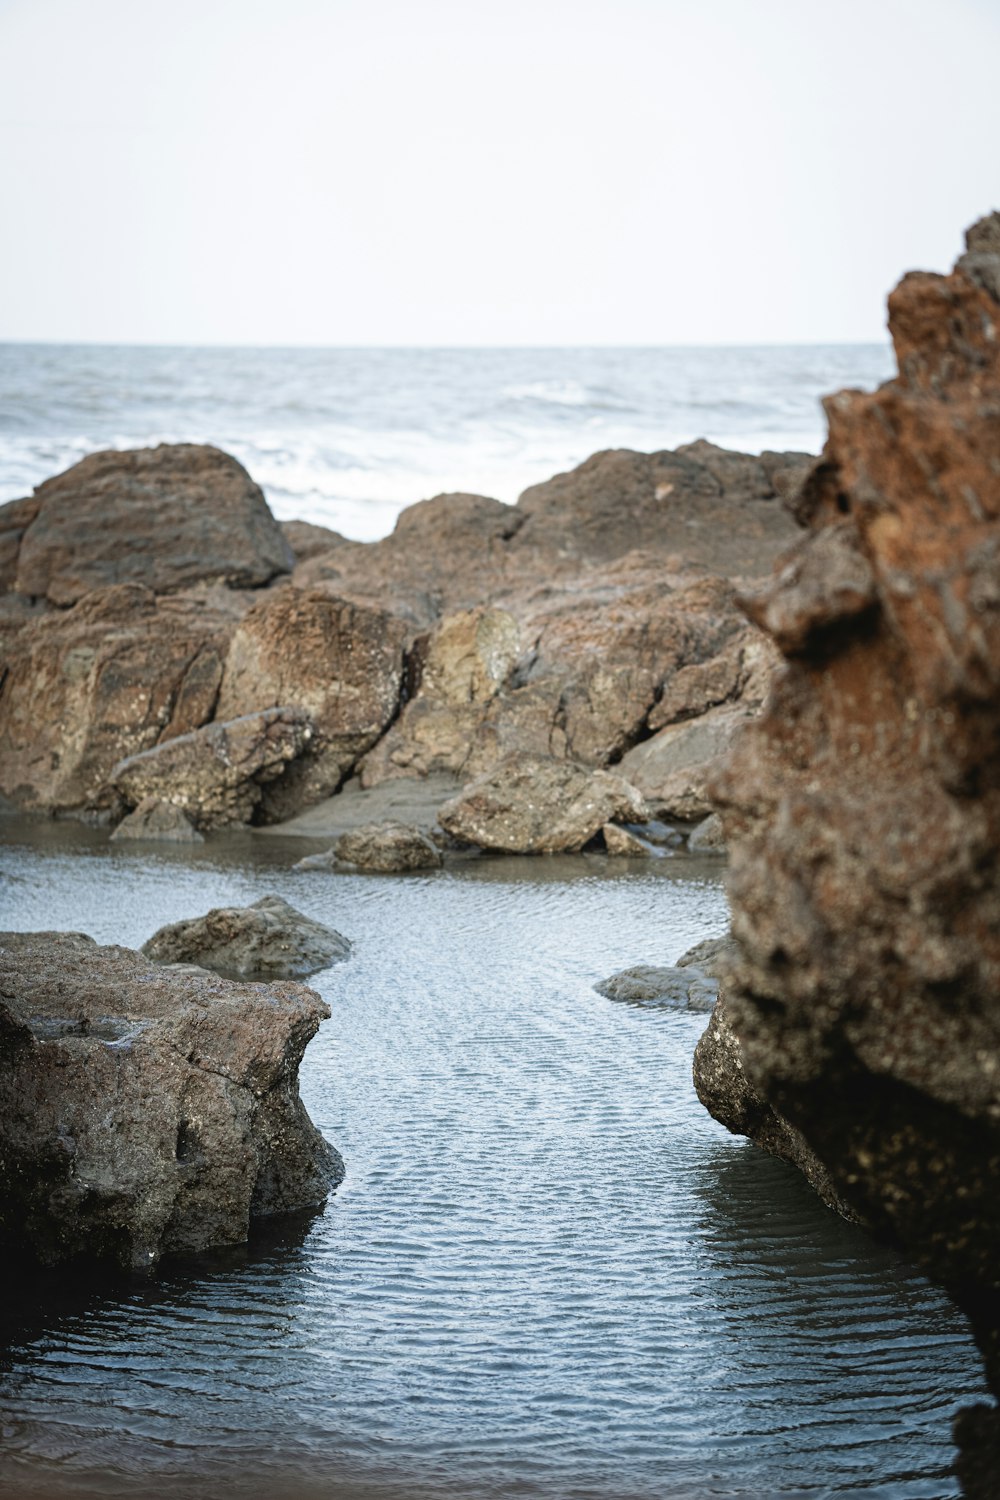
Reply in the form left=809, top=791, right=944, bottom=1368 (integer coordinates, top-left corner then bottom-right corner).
left=111, top=707, right=314, bottom=830
left=214, top=589, right=407, bottom=820
left=0, top=930, right=342, bottom=1272
left=437, top=752, right=646, bottom=853
left=0, top=584, right=241, bottom=817
left=109, top=797, right=204, bottom=843
left=9, top=445, right=292, bottom=605
left=333, top=821, right=442, bottom=872
left=142, top=895, right=351, bottom=979
left=695, top=214, right=1000, bottom=1490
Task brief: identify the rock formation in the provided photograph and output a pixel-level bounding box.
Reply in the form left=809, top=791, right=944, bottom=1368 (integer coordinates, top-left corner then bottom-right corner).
left=694, top=213, right=1000, bottom=1492
left=109, top=796, right=204, bottom=843
left=142, top=895, right=351, bottom=979
left=0, top=930, right=342, bottom=1271
left=0, top=435, right=807, bottom=840
left=333, top=821, right=443, bottom=872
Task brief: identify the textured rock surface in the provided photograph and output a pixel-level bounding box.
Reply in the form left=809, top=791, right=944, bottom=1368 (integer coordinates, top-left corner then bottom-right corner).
left=334, top=821, right=442, bottom=872
left=0, top=584, right=240, bottom=817
left=687, top=811, right=727, bottom=854
left=142, top=895, right=351, bottom=979
left=697, top=214, right=1000, bottom=1489
left=437, top=752, right=646, bottom=853
left=111, top=707, right=313, bottom=830
left=109, top=797, right=204, bottom=843
left=0, top=930, right=342, bottom=1271
left=595, top=964, right=717, bottom=1011
left=12, top=445, right=292, bottom=605
left=215, top=589, right=407, bottom=820
left=601, top=823, right=660, bottom=857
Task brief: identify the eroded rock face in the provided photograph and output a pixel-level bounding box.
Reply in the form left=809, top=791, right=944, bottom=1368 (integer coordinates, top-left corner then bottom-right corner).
left=0, top=584, right=240, bottom=817
left=697, top=214, right=1000, bottom=1487
left=142, top=895, right=351, bottom=979
left=437, top=752, right=646, bottom=853
left=13, top=445, right=292, bottom=605
left=111, top=707, right=314, bottom=830
left=0, top=931, right=342, bottom=1271
left=215, top=589, right=407, bottom=820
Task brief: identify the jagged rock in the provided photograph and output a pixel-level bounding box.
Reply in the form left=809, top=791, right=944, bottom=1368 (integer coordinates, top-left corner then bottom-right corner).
left=687, top=812, right=727, bottom=854
left=214, top=589, right=406, bottom=820
left=0, top=495, right=40, bottom=592
left=437, top=752, right=646, bottom=853
left=595, top=964, right=718, bottom=1011
left=280, top=518, right=348, bottom=563
left=361, top=606, right=521, bottom=785
left=111, top=707, right=313, bottom=830
left=602, top=824, right=660, bottom=857
left=142, top=895, right=351, bottom=979
left=109, top=797, right=204, bottom=843
left=698, top=213, right=1000, bottom=1490
left=0, top=584, right=241, bottom=817
left=11, top=444, right=292, bottom=605
left=0, top=930, right=342, bottom=1272
left=334, top=821, right=442, bottom=872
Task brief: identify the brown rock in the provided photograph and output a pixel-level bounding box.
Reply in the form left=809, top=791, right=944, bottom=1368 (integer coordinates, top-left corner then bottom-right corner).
left=0, top=495, right=40, bottom=592
left=334, top=821, right=443, bottom=872
left=0, top=583, right=239, bottom=817
left=0, top=930, right=342, bottom=1272
left=618, top=702, right=750, bottom=820
left=142, top=895, right=351, bottom=978
left=602, top=823, right=658, bottom=857
left=109, top=796, right=204, bottom=843
left=14, top=444, right=292, bottom=605
left=215, top=589, right=407, bottom=820
left=699, top=214, right=1000, bottom=1487
left=111, top=707, right=314, bottom=830
left=437, top=752, right=646, bottom=853
left=281, top=518, right=349, bottom=563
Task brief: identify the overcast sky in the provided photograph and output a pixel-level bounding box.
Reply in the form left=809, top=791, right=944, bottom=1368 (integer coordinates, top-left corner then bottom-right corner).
left=1, top=0, right=998, bottom=346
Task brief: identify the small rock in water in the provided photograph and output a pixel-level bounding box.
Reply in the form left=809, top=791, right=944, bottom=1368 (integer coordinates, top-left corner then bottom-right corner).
left=335, top=821, right=442, bottom=872
left=109, top=796, right=204, bottom=844
left=293, top=848, right=338, bottom=871
left=601, top=823, right=662, bottom=857
left=686, top=812, right=727, bottom=855
left=674, top=934, right=737, bottom=980
left=594, top=964, right=718, bottom=1012
left=142, top=895, right=351, bottom=980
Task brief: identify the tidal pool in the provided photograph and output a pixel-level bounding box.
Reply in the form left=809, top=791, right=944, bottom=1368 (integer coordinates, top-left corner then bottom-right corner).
left=0, top=822, right=989, bottom=1499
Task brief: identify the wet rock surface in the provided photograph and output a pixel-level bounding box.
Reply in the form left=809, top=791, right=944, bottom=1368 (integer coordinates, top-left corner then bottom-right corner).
left=109, top=796, right=204, bottom=843
left=334, top=821, right=442, bottom=872
left=141, top=895, right=351, bottom=979
left=595, top=964, right=717, bottom=1011
left=0, top=930, right=342, bottom=1272
left=696, top=214, right=1000, bottom=1490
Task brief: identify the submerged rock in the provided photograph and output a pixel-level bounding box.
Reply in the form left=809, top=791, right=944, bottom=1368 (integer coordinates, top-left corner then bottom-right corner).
left=142, top=895, right=351, bottom=980
left=696, top=213, right=1000, bottom=1488
left=10, top=444, right=292, bottom=606
left=111, top=707, right=314, bottom=830
left=110, top=796, right=204, bottom=843
left=437, top=752, right=647, bottom=854
left=0, top=930, right=342, bottom=1272
left=334, top=821, right=442, bottom=872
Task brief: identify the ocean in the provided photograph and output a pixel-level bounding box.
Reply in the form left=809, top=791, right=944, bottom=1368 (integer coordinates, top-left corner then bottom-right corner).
left=0, top=343, right=894, bottom=539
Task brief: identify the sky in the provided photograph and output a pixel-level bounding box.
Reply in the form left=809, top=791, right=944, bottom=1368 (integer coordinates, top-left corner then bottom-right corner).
left=0, top=0, right=998, bottom=346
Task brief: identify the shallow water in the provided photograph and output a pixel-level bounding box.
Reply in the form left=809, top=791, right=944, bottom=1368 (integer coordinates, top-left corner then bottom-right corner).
left=0, top=821, right=988, bottom=1499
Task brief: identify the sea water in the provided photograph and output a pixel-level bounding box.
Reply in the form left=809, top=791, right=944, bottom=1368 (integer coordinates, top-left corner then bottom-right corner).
left=0, top=343, right=895, bottom=538
left=0, top=823, right=988, bottom=1500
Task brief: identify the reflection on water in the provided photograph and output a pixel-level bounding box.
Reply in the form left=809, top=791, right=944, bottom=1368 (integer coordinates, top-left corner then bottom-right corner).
left=0, top=818, right=988, bottom=1499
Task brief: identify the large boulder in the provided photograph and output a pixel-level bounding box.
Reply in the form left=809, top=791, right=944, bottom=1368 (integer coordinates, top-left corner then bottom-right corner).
left=697, top=214, right=1000, bottom=1490
left=0, top=583, right=240, bottom=817
left=11, top=444, right=292, bottom=605
left=214, top=589, right=407, bottom=820
left=111, top=707, right=314, bottom=830
left=142, top=895, right=351, bottom=979
left=0, top=930, right=342, bottom=1272
left=437, top=752, right=646, bottom=853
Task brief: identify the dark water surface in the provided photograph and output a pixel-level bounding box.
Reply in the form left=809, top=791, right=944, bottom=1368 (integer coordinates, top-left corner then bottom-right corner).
left=0, top=823, right=988, bottom=1499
